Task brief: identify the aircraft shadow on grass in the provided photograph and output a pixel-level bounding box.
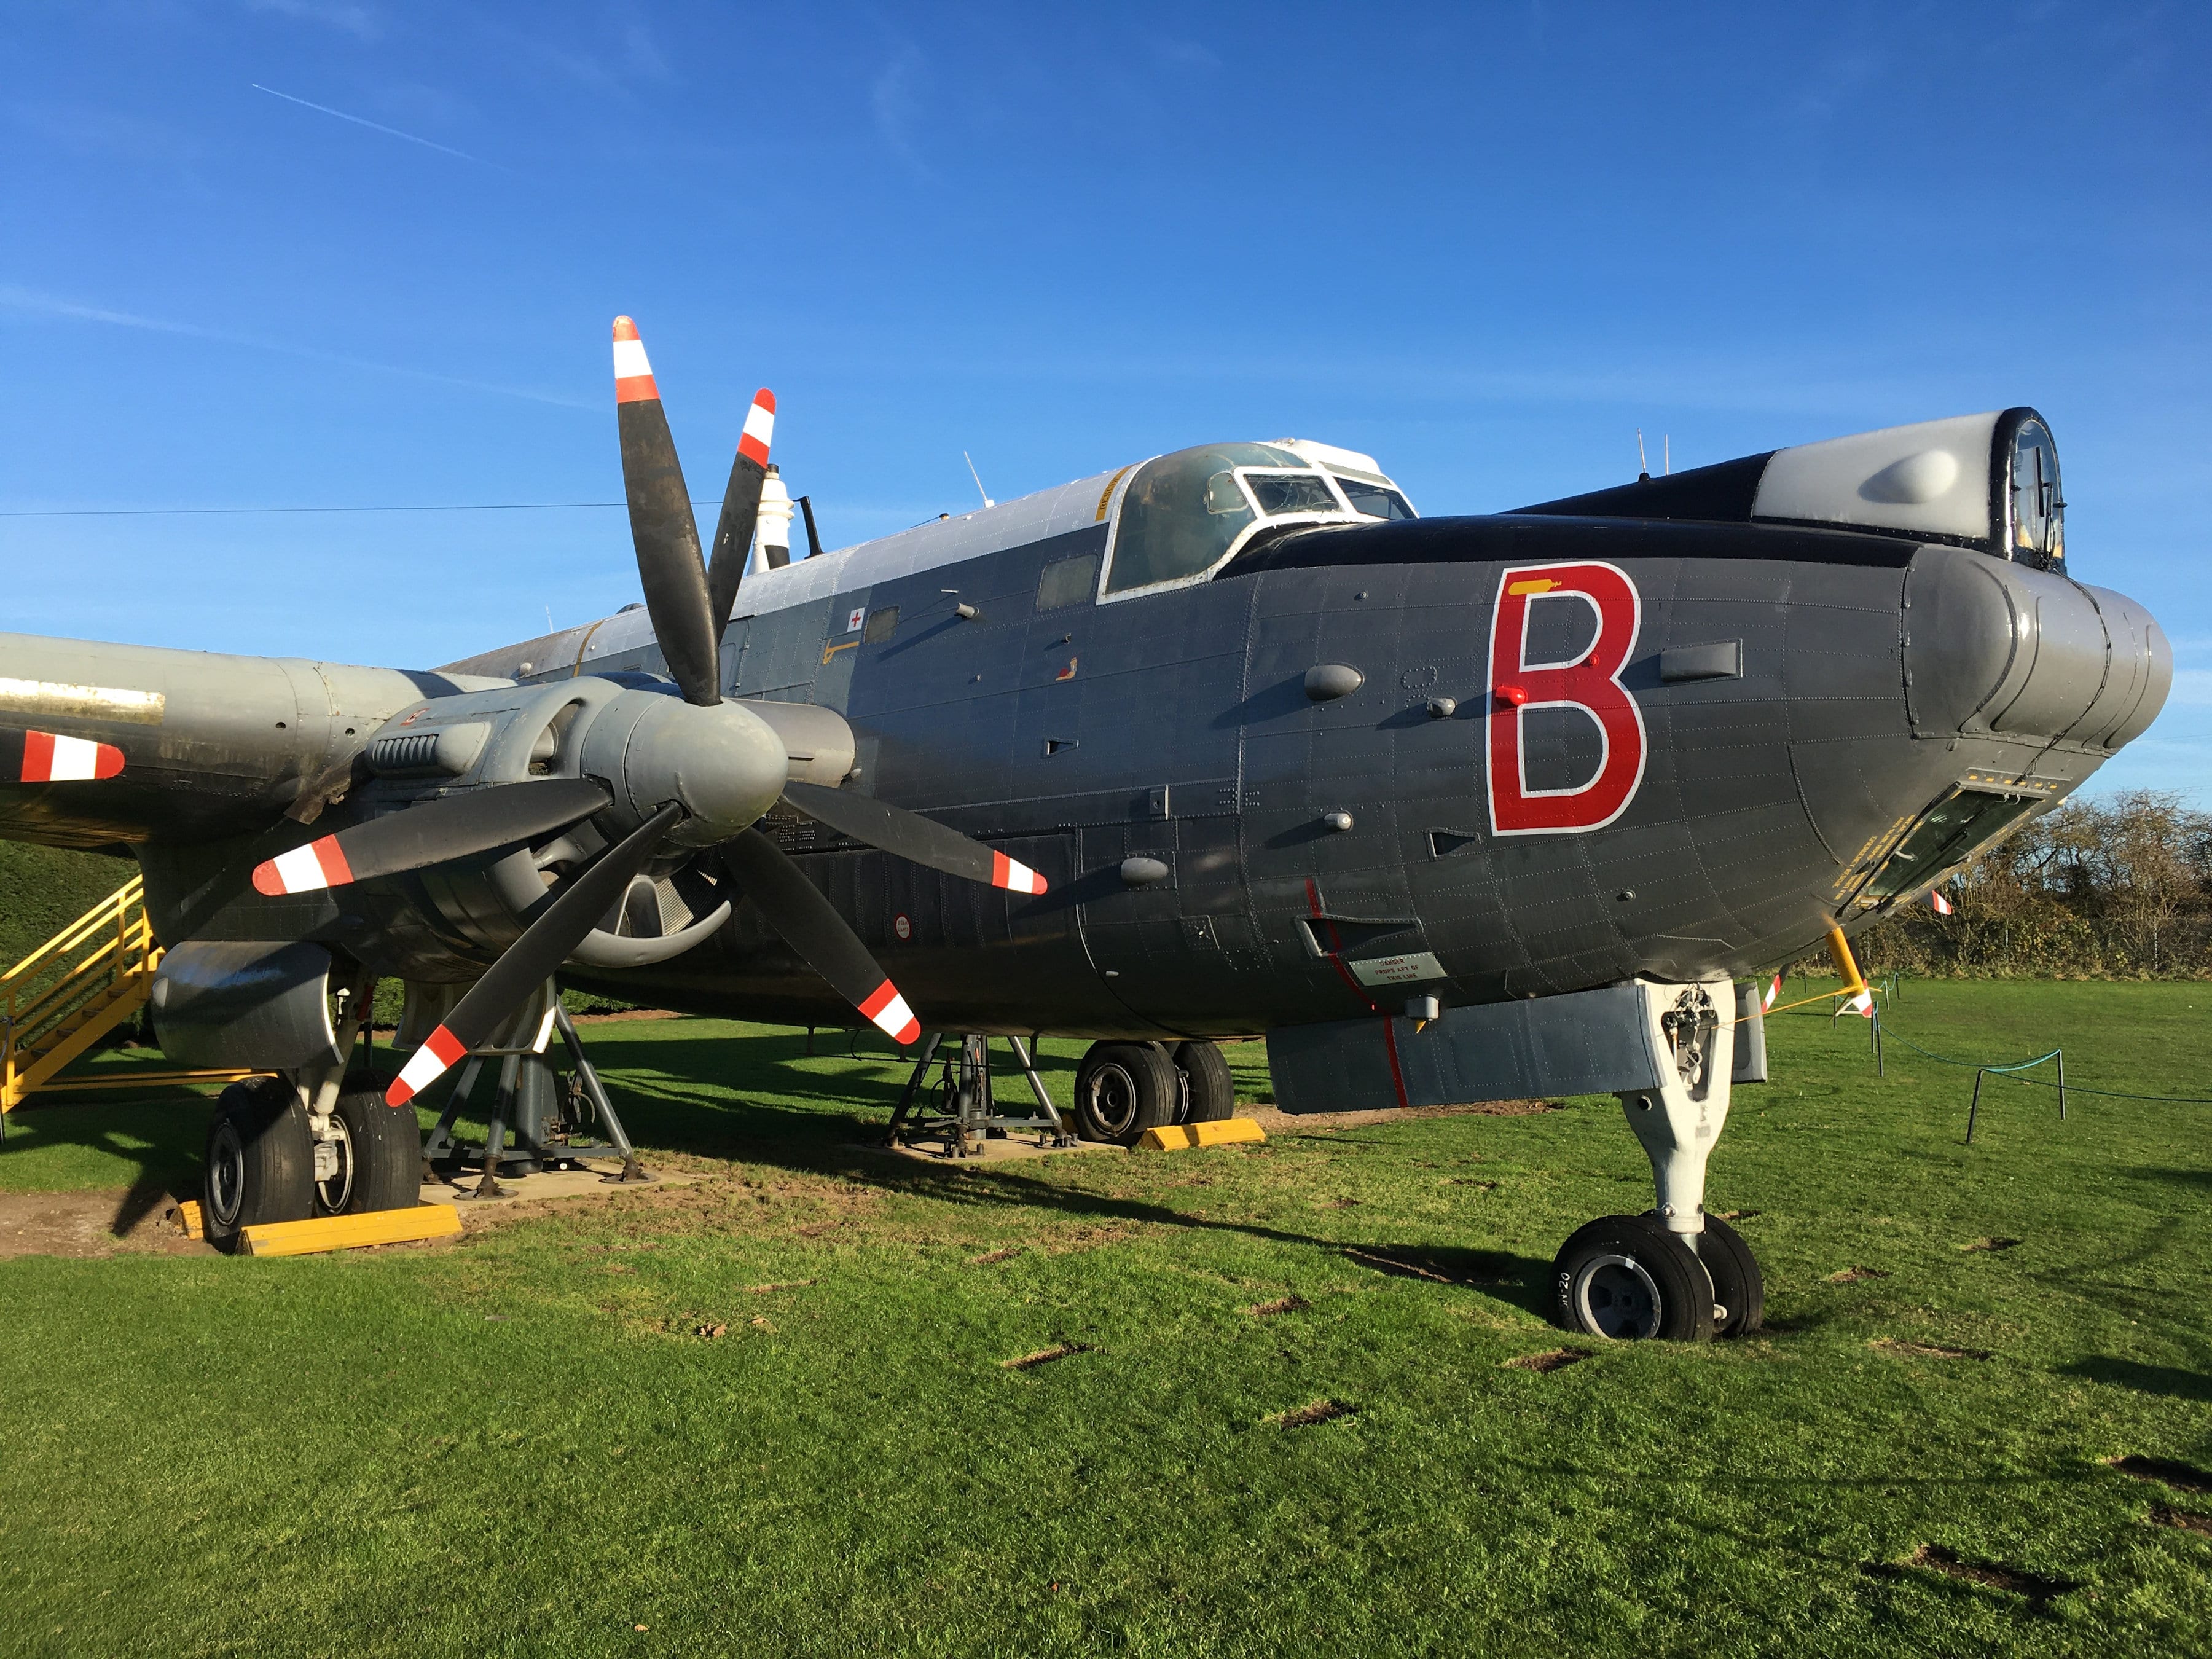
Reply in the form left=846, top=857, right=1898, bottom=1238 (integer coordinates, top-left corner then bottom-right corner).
left=0, top=1089, right=214, bottom=1239
left=590, top=1029, right=1556, bottom=1319
left=2055, top=1356, right=2212, bottom=1403
left=1, top=1032, right=1551, bottom=1317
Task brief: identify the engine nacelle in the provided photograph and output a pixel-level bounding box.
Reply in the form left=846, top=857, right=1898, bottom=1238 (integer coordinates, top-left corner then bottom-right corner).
left=346, top=678, right=845, bottom=976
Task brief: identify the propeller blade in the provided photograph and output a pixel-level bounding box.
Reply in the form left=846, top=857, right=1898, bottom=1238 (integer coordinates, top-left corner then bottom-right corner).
left=704, top=388, right=775, bottom=638
left=613, top=315, right=721, bottom=708
left=386, top=802, right=682, bottom=1105
left=781, top=780, right=1046, bottom=895
left=2, top=728, right=126, bottom=782
left=720, top=826, right=921, bottom=1044
left=253, top=779, right=610, bottom=896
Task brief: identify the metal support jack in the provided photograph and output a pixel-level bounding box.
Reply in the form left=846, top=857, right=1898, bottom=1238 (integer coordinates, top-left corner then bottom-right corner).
left=884, top=1032, right=1073, bottom=1155
left=551, top=1002, right=651, bottom=1183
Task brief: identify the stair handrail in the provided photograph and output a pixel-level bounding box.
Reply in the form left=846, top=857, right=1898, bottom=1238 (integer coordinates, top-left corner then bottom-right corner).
left=2, top=877, right=159, bottom=1095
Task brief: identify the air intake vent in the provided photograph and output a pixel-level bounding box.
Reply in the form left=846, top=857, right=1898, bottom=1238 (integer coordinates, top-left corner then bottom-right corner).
left=366, top=721, right=490, bottom=777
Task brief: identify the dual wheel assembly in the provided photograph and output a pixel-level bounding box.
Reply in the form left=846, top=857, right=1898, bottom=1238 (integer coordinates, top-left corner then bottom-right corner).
left=1068, top=1039, right=1237, bottom=1145
left=201, top=1077, right=422, bottom=1253
left=1550, top=1213, right=1765, bottom=1343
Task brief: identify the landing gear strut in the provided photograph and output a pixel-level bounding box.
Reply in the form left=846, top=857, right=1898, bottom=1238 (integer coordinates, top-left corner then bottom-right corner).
left=1549, top=979, right=1765, bottom=1343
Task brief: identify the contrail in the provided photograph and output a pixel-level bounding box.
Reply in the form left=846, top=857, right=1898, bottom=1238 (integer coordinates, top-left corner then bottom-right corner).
left=250, top=83, right=503, bottom=168
left=0, top=285, right=590, bottom=411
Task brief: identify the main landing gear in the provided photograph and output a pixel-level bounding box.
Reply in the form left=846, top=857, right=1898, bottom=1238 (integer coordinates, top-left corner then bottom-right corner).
left=1548, top=981, right=1765, bottom=1343
left=1072, top=1038, right=1236, bottom=1145
left=202, top=978, right=424, bottom=1253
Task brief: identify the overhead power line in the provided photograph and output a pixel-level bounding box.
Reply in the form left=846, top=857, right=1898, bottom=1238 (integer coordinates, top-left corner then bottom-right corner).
left=0, top=500, right=731, bottom=519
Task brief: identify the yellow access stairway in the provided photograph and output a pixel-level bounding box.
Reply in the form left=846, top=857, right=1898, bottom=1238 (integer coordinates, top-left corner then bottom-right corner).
left=1, top=876, right=251, bottom=1114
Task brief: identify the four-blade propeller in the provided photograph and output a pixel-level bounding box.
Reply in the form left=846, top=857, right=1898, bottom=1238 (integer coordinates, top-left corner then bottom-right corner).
left=243, top=315, right=1046, bottom=1107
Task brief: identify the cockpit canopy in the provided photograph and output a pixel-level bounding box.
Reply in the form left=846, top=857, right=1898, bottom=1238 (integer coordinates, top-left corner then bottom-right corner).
left=1103, top=442, right=1398, bottom=597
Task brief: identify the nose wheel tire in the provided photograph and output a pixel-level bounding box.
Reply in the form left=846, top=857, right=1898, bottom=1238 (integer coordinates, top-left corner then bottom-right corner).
left=1171, top=1040, right=1237, bottom=1124
left=202, top=1078, right=315, bottom=1253
left=1550, top=1214, right=1717, bottom=1343
left=314, top=1089, right=424, bottom=1216
left=1688, top=1212, right=1764, bottom=1338
left=1072, top=1041, right=1180, bottom=1145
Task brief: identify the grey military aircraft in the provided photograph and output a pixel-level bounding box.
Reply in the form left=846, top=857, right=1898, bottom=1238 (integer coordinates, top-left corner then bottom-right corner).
left=0, top=316, right=2169, bottom=1341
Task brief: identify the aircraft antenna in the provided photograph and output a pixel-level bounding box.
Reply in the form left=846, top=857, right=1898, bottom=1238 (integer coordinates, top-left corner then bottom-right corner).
left=963, top=452, right=995, bottom=510
left=1663, top=434, right=1671, bottom=476
left=1636, top=429, right=1651, bottom=484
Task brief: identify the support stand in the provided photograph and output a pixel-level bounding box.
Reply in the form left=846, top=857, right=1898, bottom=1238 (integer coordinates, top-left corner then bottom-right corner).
left=420, top=984, right=653, bottom=1192
left=883, top=1033, right=1073, bottom=1155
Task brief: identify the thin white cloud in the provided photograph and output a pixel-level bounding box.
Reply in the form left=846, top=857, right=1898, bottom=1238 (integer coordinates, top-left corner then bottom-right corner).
left=243, top=0, right=382, bottom=41
left=250, top=83, right=501, bottom=168
left=871, top=43, right=935, bottom=181
left=0, top=285, right=592, bottom=412
left=2167, top=669, right=2212, bottom=706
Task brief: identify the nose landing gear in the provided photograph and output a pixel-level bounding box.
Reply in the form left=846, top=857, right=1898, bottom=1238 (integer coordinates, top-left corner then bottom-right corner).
left=1548, top=980, right=1765, bottom=1343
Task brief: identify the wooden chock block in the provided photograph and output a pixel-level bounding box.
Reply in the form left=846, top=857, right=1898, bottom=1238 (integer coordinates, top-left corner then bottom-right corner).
left=1135, top=1117, right=1266, bottom=1151
left=240, top=1204, right=464, bottom=1258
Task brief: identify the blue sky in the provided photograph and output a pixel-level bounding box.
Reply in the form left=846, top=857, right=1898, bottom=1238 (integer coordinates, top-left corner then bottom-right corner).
left=3, top=2, right=2206, bottom=800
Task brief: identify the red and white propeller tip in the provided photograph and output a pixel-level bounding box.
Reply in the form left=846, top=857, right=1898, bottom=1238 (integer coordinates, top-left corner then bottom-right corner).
left=858, top=979, right=922, bottom=1046
left=1929, top=889, right=1954, bottom=916
left=990, top=850, right=1047, bottom=895
left=386, top=1024, right=466, bottom=1107
left=738, top=388, right=775, bottom=466
left=1761, top=972, right=1781, bottom=1013
left=611, top=315, right=659, bottom=404
left=19, top=731, right=123, bottom=782
left=252, top=834, right=355, bottom=896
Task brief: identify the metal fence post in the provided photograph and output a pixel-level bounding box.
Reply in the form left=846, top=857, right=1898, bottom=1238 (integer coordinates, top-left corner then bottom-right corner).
left=1966, top=1068, right=1986, bottom=1145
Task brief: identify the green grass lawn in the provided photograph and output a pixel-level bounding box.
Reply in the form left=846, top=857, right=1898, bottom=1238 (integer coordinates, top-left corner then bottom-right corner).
left=1, top=980, right=2208, bottom=1657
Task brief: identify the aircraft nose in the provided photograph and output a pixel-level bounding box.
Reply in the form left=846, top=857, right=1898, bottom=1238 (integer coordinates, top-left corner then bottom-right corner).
left=1902, top=546, right=2170, bottom=749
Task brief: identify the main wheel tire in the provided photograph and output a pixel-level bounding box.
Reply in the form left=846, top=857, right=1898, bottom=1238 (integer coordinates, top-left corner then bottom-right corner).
left=1692, top=1214, right=1764, bottom=1338
left=1171, top=1040, right=1237, bottom=1123
left=203, top=1078, right=314, bottom=1253
left=1072, top=1042, right=1180, bottom=1145
left=313, top=1089, right=423, bottom=1217
left=1550, top=1214, right=1717, bottom=1342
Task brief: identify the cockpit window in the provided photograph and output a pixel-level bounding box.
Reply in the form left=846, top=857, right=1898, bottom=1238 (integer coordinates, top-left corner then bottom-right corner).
left=1105, top=443, right=1355, bottom=597
left=2009, top=418, right=2063, bottom=563
left=1242, top=471, right=1342, bottom=516
left=1335, top=479, right=1416, bottom=520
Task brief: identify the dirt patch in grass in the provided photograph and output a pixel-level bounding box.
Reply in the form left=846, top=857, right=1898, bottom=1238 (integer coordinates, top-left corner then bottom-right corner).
left=1246, top=1295, right=1309, bottom=1319
left=1713, top=1209, right=1761, bottom=1221
left=2111, top=1454, right=2212, bottom=1496
left=1892, top=1544, right=2076, bottom=1605
left=1959, top=1237, right=2022, bottom=1253
left=1446, top=1179, right=1500, bottom=1190
left=745, top=1279, right=815, bottom=1294
left=1246, top=1099, right=1555, bottom=1134
left=1826, top=1266, right=1890, bottom=1283
left=1502, top=1349, right=1590, bottom=1373
left=2150, top=1504, right=2212, bottom=1536
left=0, top=1189, right=210, bottom=1260
left=1001, top=1341, right=1089, bottom=1370
left=1271, top=1398, right=1357, bottom=1427
left=1870, top=1338, right=1991, bottom=1362
left=969, top=1247, right=1023, bottom=1265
